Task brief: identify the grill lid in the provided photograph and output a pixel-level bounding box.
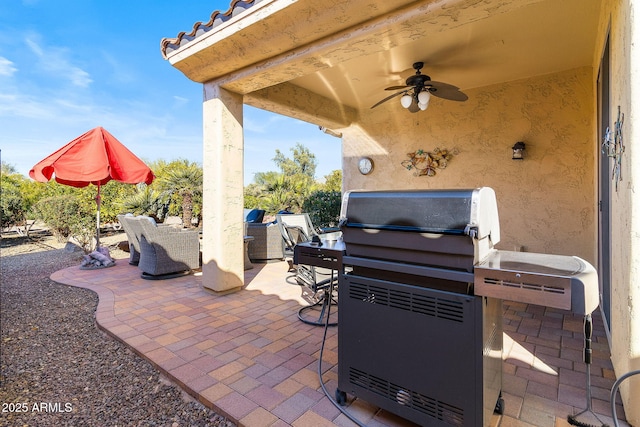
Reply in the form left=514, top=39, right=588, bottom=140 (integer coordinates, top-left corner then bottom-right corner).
left=340, top=187, right=500, bottom=243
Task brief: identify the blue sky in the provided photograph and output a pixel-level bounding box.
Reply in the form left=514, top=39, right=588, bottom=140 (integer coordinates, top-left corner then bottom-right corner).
left=0, top=1, right=342, bottom=184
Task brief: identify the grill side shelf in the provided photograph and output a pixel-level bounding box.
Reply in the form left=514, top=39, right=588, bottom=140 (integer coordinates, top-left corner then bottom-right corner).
left=474, top=266, right=571, bottom=310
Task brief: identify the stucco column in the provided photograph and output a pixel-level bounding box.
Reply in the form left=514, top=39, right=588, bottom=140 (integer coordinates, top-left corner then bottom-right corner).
left=201, top=83, right=244, bottom=293
left=621, top=6, right=640, bottom=422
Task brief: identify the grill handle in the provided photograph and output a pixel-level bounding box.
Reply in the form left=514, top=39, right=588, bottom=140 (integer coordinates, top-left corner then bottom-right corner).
left=342, top=256, right=474, bottom=283
left=583, top=314, right=592, bottom=364
left=339, top=219, right=468, bottom=235
left=464, top=223, right=478, bottom=239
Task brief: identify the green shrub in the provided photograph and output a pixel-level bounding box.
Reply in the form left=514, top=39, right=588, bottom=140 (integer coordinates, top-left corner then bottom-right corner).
left=1, top=193, right=24, bottom=230
left=1, top=172, right=26, bottom=230
left=302, top=190, right=342, bottom=229
left=33, top=195, right=95, bottom=251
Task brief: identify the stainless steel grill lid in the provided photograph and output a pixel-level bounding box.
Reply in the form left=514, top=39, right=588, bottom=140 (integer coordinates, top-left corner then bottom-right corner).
left=340, top=188, right=500, bottom=241
left=339, top=188, right=500, bottom=271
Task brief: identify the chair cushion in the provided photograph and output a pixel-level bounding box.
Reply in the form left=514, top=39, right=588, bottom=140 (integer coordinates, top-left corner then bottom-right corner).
left=245, top=209, right=265, bottom=223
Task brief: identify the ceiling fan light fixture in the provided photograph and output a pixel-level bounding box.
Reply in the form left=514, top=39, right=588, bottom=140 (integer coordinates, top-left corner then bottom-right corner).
left=400, top=94, right=413, bottom=109
left=418, top=90, right=431, bottom=104
left=372, top=62, right=467, bottom=110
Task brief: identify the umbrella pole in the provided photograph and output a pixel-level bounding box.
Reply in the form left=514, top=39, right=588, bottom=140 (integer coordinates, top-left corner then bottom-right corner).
left=96, top=184, right=101, bottom=249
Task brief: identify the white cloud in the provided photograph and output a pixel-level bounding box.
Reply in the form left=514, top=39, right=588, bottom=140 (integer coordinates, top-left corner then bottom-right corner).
left=67, top=67, right=92, bottom=88
left=24, top=33, right=93, bottom=88
left=0, top=57, right=17, bottom=76
left=24, top=37, right=44, bottom=56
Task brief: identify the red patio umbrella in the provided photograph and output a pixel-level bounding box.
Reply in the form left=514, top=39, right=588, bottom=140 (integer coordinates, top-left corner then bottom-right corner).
left=29, top=126, right=155, bottom=248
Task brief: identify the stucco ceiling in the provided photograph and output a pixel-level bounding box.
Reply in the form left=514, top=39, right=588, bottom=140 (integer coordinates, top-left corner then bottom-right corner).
left=288, top=0, right=601, bottom=111
left=165, top=0, right=601, bottom=119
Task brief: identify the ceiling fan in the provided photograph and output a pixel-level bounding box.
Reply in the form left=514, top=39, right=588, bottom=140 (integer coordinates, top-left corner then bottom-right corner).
left=371, top=62, right=468, bottom=112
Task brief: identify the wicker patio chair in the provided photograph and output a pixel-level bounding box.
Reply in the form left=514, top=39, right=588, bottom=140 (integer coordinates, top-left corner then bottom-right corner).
left=128, top=216, right=201, bottom=279
left=117, top=214, right=141, bottom=265
left=246, top=222, right=285, bottom=262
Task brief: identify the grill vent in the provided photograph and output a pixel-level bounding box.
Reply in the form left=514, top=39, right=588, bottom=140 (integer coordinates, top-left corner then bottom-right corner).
left=349, top=367, right=464, bottom=426
left=349, top=281, right=465, bottom=322
left=482, top=277, right=566, bottom=295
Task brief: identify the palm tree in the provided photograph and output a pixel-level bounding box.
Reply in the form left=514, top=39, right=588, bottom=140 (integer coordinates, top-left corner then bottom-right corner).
left=120, top=185, right=168, bottom=219
left=252, top=171, right=315, bottom=213
left=156, top=159, right=203, bottom=227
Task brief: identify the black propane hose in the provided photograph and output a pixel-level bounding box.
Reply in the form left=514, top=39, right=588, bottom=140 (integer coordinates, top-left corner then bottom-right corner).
left=317, top=277, right=369, bottom=427
left=610, top=369, right=640, bottom=427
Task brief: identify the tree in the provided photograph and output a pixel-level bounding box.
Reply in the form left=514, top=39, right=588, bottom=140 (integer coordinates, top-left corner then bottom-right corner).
left=323, top=170, right=342, bottom=192
left=250, top=163, right=317, bottom=213
left=1, top=162, right=18, bottom=175
left=120, top=184, right=168, bottom=220
left=273, top=143, right=317, bottom=178
left=245, top=145, right=343, bottom=217
left=156, top=159, right=203, bottom=227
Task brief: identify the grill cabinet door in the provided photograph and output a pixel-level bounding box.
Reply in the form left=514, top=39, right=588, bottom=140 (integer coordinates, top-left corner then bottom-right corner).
left=338, top=273, right=484, bottom=427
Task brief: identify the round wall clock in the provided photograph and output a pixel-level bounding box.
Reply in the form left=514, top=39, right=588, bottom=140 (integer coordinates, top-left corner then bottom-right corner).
left=358, top=157, right=373, bottom=175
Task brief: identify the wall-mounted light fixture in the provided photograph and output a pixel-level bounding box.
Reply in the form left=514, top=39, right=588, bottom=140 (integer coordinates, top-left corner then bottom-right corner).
left=512, top=142, right=525, bottom=160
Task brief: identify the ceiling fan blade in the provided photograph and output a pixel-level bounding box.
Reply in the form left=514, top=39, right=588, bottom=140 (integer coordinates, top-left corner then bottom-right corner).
left=371, top=90, right=408, bottom=109
left=427, top=81, right=468, bottom=101
left=384, top=85, right=410, bottom=91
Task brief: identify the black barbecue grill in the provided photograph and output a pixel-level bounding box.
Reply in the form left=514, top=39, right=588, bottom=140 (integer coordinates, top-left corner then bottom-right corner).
left=335, top=188, right=599, bottom=427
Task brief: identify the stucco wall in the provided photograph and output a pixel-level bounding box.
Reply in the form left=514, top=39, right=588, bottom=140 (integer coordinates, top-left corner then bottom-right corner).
left=343, top=67, right=596, bottom=263
left=598, top=0, right=640, bottom=423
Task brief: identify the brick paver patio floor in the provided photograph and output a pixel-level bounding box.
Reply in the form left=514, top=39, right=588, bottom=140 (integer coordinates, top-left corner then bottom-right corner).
left=51, top=256, right=628, bottom=427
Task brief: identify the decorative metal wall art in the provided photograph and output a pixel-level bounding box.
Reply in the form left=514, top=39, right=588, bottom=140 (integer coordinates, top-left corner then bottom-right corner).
left=401, top=147, right=457, bottom=177
left=601, top=106, right=625, bottom=191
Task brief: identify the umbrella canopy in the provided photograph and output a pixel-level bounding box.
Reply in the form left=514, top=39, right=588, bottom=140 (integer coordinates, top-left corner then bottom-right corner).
left=29, top=127, right=155, bottom=249
left=29, top=126, right=155, bottom=187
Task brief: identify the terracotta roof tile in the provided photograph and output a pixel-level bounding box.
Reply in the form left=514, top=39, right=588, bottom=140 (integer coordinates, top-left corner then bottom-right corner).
left=160, top=0, right=260, bottom=59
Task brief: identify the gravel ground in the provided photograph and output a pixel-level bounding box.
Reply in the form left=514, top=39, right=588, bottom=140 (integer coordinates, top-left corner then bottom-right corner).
left=0, top=228, right=235, bottom=427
